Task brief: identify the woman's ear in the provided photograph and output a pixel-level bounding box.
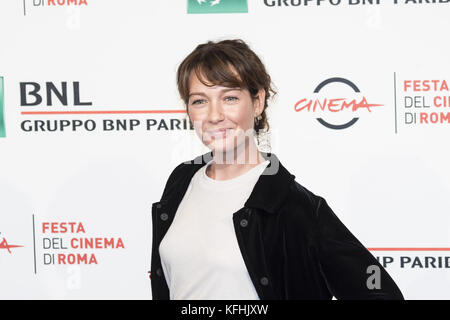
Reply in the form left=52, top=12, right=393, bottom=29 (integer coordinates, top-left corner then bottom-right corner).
left=253, top=88, right=266, bottom=116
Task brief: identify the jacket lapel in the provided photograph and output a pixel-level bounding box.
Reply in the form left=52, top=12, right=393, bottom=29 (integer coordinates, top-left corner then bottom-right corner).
left=162, top=151, right=296, bottom=214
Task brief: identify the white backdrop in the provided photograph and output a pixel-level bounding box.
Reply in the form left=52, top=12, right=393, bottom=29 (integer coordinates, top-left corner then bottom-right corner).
left=0, top=0, right=449, bottom=299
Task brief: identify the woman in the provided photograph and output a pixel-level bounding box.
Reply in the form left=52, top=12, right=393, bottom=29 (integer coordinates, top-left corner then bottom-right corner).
left=150, top=39, right=404, bottom=300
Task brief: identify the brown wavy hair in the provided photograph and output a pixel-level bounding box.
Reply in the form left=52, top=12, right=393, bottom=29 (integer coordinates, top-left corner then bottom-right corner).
left=176, top=39, right=276, bottom=144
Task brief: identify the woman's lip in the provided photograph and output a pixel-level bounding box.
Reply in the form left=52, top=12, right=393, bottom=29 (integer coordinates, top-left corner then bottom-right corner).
left=206, top=128, right=234, bottom=137
left=207, top=128, right=233, bottom=134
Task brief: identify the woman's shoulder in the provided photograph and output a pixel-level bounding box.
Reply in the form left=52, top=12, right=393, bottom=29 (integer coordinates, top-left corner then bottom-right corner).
left=286, top=178, right=347, bottom=236
left=284, top=178, right=330, bottom=222
left=288, top=178, right=317, bottom=207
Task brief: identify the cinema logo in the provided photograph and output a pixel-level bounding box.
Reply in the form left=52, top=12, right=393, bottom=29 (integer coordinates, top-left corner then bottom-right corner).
left=187, top=0, right=248, bottom=14
left=0, top=232, right=23, bottom=254
left=294, top=77, right=383, bottom=130
left=0, top=77, right=5, bottom=138
left=41, top=221, right=124, bottom=265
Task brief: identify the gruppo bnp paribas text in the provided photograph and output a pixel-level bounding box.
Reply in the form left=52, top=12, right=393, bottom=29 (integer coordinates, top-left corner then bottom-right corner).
left=18, top=81, right=193, bottom=133
left=263, top=0, right=449, bottom=6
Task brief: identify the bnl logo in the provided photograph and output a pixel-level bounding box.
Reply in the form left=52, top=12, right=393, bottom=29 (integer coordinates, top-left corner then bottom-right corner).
left=187, top=0, right=248, bottom=14
left=0, top=76, right=5, bottom=138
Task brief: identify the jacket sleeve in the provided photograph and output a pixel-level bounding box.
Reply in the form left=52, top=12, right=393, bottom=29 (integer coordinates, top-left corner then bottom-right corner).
left=314, top=195, right=404, bottom=300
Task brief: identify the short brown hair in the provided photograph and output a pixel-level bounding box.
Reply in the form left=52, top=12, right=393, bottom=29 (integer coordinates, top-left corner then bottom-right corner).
left=176, top=39, right=276, bottom=140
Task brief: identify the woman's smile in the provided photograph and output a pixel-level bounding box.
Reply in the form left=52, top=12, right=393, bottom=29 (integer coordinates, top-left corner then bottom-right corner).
left=206, top=128, right=234, bottom=139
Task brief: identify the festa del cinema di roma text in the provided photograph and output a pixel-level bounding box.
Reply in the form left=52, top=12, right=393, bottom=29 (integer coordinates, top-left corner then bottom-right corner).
left=42, top=222, right=124, bottom=265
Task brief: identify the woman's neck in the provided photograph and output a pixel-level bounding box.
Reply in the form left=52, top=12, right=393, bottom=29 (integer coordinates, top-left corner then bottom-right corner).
left=206, top=148, right=266, bottom=181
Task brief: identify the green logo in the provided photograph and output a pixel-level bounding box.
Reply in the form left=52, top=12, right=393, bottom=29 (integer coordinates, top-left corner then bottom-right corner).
left=0, top=77, right=5, bottom=138
left=187, top=0, right=248, bottom=14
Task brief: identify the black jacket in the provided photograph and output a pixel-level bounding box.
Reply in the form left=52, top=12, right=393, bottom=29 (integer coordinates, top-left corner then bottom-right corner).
left=150, top=151, right=404, bottom=300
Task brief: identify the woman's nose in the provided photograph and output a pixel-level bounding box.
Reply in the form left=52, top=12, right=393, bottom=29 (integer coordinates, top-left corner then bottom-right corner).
left=208, top=100, right=225, bottom=123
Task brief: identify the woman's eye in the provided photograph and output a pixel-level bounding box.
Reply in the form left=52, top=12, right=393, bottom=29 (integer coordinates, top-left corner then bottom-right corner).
left=192, top=99, right=205, bottom=105
left=225, top=96, right=238, bottom=102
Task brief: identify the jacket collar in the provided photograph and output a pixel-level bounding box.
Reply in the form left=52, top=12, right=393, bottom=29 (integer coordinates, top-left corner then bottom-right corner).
left=162, top=151, right=296, bottom=215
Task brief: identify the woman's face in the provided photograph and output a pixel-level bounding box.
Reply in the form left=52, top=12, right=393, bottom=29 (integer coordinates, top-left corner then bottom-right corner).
left=187, top=71, right=264, bottom=155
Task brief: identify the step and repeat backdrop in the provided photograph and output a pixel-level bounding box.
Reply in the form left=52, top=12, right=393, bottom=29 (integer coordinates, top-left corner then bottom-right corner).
left=0, top=0, right=449, bottom=299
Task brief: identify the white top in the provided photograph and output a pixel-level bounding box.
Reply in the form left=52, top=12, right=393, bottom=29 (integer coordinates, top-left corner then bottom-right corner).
left=159, top=158, right=270, bottom=300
